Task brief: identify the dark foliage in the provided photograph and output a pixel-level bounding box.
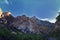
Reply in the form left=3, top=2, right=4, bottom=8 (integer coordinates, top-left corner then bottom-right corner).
left=0, top=26, right=43, bottom=40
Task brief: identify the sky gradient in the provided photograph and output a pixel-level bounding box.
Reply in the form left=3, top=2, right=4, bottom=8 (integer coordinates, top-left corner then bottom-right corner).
left=0, top=0, right=60, bottom=23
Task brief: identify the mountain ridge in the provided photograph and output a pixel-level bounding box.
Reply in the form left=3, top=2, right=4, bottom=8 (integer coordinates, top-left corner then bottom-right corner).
left=0, top=11, right=55, bottom=34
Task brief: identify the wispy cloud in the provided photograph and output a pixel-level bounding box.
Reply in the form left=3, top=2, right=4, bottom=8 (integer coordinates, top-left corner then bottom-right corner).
left=5, top=0, right=9, bottom=4
left=0, top=0, right=9, bottom=4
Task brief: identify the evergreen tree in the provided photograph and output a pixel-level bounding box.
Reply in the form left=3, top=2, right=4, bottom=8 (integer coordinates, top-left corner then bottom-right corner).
left=56, top=12, right=60, bottom=21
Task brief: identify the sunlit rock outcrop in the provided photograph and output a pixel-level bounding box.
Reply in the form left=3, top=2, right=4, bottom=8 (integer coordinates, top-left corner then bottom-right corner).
left=0, top=8, right=3, bottom=18
left=0, top=9, right=14, bottom=25
left=0, top=9, right=11, bottom=18
left=3, top=12, right=11, bottom=16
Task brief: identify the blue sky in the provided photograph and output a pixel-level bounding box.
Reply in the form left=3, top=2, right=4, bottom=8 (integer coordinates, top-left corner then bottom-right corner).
left=0, top=0, right=60, bottom=23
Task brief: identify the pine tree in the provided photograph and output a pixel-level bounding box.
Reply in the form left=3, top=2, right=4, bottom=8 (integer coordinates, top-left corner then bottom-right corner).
left=56, top=12, right=60, bottom=21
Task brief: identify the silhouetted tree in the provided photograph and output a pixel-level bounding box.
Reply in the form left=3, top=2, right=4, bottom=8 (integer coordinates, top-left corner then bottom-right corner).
left=56, top=12, right=60, bottom=21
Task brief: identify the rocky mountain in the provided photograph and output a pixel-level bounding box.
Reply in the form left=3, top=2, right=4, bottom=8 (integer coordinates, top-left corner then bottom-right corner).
left=13, top=15, right=55, bottom=34
left=0, top=11, right=55, bottom=34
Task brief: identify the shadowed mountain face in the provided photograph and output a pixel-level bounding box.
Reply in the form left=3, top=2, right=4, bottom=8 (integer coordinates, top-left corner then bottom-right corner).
left=12, top=15, right=55, bottom=34
left=0, top=11, right=55, bottom=34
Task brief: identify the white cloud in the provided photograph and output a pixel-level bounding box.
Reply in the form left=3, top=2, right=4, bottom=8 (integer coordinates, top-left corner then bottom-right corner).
left=40, top=18, right=56, bottom=23
left=35, top=16, right=57, bottom=23
left=58, top=8, right=60, bottom=12
left=40, top=13, right=59, bottom=23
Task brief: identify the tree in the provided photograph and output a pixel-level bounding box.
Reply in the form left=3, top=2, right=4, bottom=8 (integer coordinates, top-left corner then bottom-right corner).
left=56, top=12, right=60, bottom=21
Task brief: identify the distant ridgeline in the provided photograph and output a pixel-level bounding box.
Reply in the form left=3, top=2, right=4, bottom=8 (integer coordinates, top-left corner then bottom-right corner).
left=0, top=8, right=11, bottom=18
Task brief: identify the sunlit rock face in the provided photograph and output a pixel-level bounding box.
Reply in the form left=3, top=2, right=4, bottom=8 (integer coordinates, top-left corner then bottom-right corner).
left=3, top=12, right=11, bottom=16
left=0, top=9, right=3, bottom=18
